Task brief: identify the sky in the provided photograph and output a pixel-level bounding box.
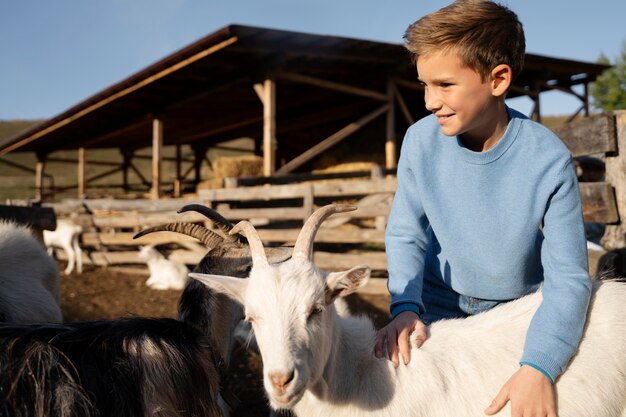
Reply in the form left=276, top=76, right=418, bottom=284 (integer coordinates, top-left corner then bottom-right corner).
left=1, top=0, right=624, bottom=121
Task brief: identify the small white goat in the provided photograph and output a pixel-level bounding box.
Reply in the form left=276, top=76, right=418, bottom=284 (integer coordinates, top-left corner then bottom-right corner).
left=138, top=244, right=189, bottom=290
left=0, top=221, right=62, bottom=323
left=43, top=218, right=83, bottom=275
left=192, top=204, right=626, bottom=417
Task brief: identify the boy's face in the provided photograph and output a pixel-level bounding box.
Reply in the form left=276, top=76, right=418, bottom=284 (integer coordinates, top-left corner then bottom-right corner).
left=417, top=50, right=504, bottom=146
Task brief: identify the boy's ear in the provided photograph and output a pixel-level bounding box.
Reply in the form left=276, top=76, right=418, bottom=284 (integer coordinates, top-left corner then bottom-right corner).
left=490, top=64, right=512, bottom=97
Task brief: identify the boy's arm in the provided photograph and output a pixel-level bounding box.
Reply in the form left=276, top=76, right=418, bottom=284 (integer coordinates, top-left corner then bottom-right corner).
left=385, top=131, right=431, bottom=319
left=521, top=157, right=592, bottom=381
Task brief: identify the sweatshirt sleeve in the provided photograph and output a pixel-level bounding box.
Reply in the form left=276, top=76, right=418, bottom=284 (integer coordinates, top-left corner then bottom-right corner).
left=520, top=157, right=592, bottom=381
left=385, top=130, right=431, bottom=318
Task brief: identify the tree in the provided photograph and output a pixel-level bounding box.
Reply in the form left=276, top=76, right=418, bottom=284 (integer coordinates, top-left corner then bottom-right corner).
left=589, top=42, right=626, bottom=111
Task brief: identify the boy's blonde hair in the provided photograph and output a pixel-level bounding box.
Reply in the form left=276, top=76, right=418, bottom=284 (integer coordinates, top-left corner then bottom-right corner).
left=404, top=0, right=525, bottom=81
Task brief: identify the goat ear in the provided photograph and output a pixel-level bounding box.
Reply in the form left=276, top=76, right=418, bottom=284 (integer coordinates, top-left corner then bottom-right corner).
left=188, top=273, right=248, bottom=304
left=325, top=265, right=371, bottom=304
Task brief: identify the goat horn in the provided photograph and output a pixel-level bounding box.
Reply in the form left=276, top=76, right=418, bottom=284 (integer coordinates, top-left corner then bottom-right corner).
left=177, top=204, right=236, bottom=235
left=293, top=204, right=357, bottom=260
left=229, top=220, right=269, bottom=267
left=133, top=222, right=225, bottom=249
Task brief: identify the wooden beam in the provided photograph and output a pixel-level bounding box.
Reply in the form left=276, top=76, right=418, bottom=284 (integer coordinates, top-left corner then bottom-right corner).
left=263, top=78, right=276, bottom=176
left=253, top=83, right=265, bottom=103
left=1, top=36, right=238, bottom=155
left=276, top=71, right=388, bottom=101
left=151, top=119, right=163, bottom=200
left=391, top=82, right=415, bottom=125
left=602, top=111, right=626, bottom=249
left=552, top=113, right=616, bottom=157
left=78, top=147, right=86, bottom=198
left=174, top=144, right=182, bottom=197
left=275, top=104, right=390, bottom=175
left=0, top=157, right=37, bottom=174
left=35, top=157, right=46, bottom=201
left=386, top=80, right=397, bottom=170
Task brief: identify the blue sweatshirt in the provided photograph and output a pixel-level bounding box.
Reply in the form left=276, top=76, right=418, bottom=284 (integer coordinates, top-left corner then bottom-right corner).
left=385, top=107, right=592, bottom=382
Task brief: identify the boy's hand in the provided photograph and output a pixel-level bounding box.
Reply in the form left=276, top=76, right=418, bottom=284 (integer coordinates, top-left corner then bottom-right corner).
left=374, top=311, right=427, bottom=367
left=484, top=365, right=557, bottom=417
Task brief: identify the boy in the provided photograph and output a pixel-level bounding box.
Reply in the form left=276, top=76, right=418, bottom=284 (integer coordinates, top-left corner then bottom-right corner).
left=373, top=1, right=592, bottom=416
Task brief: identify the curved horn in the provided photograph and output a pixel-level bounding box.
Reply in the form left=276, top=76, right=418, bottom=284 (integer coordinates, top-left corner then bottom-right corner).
left=177, top=204, right=234, bottom=232
left=133, top=222, right=224, bottom=249
left=229, top=220, right=268, bottom=267
left=293, top=204, right=357, bottom=260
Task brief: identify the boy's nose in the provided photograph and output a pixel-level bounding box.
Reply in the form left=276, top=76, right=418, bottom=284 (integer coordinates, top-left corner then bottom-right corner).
left=424, top=90, right=441, bottom=112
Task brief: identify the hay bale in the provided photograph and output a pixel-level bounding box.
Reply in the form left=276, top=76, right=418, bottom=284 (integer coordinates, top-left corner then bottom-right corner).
left=212, top=155, right=263, bottom=179
left=312, top=153, right=384, bottom=174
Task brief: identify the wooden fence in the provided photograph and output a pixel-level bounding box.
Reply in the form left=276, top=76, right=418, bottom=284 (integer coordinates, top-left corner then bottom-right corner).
left=46, top=176, right=396, bottom=272
left=553, top=110, right=625, bottom=249
left=41, top=110, right=626, bottom=273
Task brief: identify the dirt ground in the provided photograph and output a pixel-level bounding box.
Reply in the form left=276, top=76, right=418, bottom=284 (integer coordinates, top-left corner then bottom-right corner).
left=58, top=262, right=392, bottom=417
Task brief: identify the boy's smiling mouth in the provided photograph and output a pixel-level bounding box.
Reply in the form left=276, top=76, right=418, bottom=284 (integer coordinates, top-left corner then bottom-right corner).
left=435, top=113, right=454, bottom=124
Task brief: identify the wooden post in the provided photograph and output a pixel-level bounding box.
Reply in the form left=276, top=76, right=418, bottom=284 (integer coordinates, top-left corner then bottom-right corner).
left=601, top=110, right=626, bottom=249
left=78, top=147, right=86, bottom=198
left=174, top=144, right=182, bottom=197
left=531, top=81, right=541, bottom=123
left=151, top=118, right=163, bottom=200
left=35, top=153, right=46, bottom=201
left=386, top=80, right=397, bottom=170
left=263, top=78, right=276, bottom=177
left=192, top=145, right=208, bottom=186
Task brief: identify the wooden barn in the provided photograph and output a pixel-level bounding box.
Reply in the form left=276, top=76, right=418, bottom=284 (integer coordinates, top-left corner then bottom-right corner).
left=1, top=25, right=622, bottom=273
left=0, top=24, right=610, bottom=201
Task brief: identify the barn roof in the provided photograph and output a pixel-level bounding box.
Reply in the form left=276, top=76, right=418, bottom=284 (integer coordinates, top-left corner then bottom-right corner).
left=0, top=24, right=610, bottom=156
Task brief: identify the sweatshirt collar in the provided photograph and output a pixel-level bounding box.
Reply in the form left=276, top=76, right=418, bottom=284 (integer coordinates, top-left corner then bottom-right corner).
left=452, top=107, right=523, bottom=165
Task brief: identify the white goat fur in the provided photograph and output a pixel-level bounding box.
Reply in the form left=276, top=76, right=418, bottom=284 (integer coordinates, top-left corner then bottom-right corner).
left=0, top=221, right=62, bottom=323
left=43, top=218, right=83, bottom=275
left=191, top=207, right=626, bottom=417
left=138, top=245, right=189, bottom=290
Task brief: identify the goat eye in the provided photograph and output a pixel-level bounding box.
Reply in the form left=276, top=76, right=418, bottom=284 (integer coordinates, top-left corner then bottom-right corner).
left=307, top=306, right=324, bottom=320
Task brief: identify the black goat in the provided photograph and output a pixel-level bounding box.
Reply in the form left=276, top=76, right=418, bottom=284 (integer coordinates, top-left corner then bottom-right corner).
left=0, top=319, right=220, bottom=417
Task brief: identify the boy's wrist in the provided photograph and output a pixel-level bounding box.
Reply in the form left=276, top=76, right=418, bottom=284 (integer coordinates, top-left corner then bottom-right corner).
left=390, top=302, right=421, bottom=319
left=519, top=361, right=554, bottom=384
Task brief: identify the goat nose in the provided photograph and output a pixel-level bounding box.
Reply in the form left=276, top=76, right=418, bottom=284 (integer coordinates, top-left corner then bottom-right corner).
left=269, top=370, right=295, bottom=390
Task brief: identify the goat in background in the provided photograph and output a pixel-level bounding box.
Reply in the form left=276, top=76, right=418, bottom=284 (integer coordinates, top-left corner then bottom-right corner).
left=138, top=244, right=189, bottom=290
left=192, top=204, right=626, bottom=417
left=44, top=218, right=83, bottom=275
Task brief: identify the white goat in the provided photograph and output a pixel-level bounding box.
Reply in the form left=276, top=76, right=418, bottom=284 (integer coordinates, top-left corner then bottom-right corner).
left=192, top=204, right=626, bottom=417
left=43, top=218, right=83, bottom=275
left=138, top=244, right=189, bottom=290
left=0, top=221, right=62, bottom=323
